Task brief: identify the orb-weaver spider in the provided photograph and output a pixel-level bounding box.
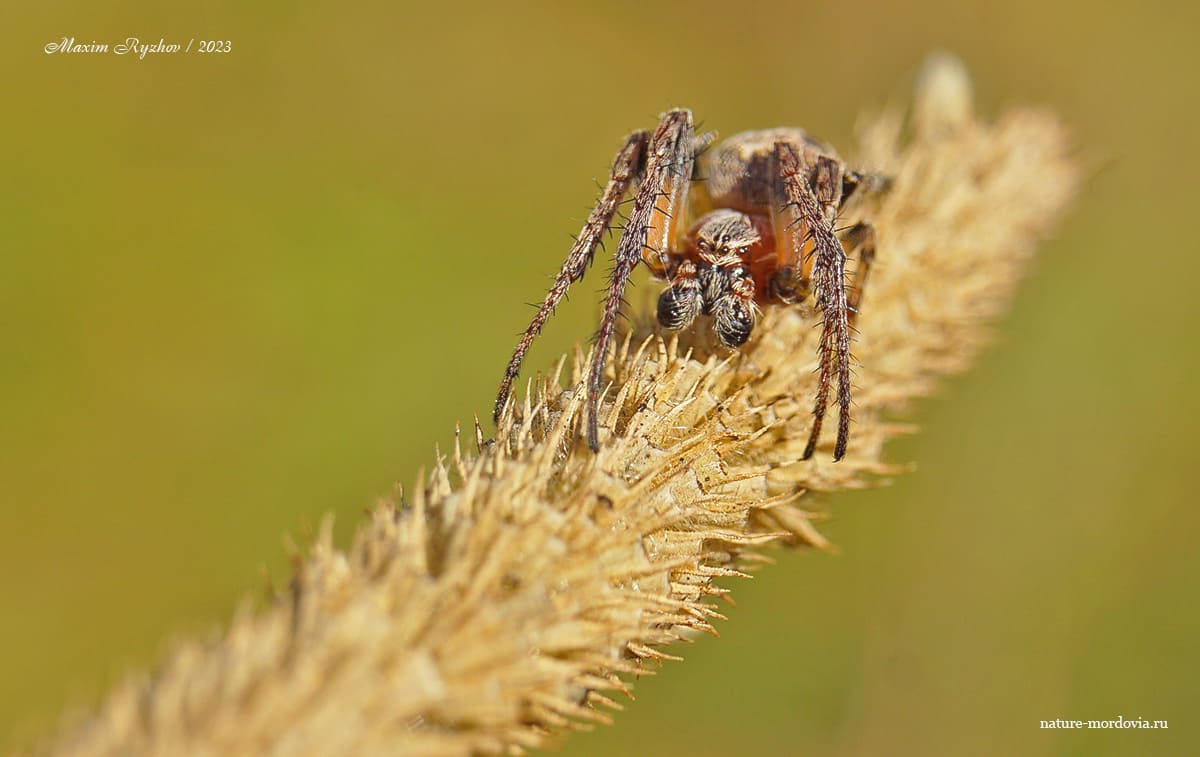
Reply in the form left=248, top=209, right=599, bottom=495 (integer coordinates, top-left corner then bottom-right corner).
left=495, top=109, right=886, bottom=461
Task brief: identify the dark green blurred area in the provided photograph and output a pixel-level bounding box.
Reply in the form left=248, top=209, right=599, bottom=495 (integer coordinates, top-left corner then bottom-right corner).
left=2, top=2, right=1197, bottom=754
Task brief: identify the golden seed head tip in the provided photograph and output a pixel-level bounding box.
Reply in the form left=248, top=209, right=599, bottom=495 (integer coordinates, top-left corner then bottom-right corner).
left=915, top=50, right=974, bottom=133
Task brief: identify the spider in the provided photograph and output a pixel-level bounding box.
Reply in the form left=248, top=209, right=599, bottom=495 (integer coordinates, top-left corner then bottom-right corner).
left=494, top=109, right=887, bottom=461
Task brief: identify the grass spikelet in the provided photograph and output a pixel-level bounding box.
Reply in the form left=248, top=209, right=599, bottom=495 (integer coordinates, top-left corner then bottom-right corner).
left=45, top=55, right=1079, bottom=756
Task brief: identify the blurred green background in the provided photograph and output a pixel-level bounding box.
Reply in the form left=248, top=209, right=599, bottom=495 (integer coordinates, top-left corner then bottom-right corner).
left=2, top=2, right=1197, bottom=754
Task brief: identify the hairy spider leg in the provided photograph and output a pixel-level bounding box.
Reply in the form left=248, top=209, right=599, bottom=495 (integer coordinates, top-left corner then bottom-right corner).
left=775, top=146, right=854, bottom=461
left=840, top=221, right=878, bottom=325
left=842, top=170, right=893, bottom=204
left=588, top=109, right=695, bottom=450
left=494, top=130, right=649, bottom=424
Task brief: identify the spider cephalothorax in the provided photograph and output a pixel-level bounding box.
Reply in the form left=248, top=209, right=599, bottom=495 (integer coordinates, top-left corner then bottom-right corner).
left=494, top=110, right=886, bottom=460
left=655, top=208, right=764, bottom=348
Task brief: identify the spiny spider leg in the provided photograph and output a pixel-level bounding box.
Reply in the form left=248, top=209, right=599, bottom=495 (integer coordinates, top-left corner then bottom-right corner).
left=494, top=130, right=650, bottom=424
left=587, top=109, right=695, bottom=450
left=841, top=169, right=892, bottom=205
left=840, top=221, right=878, bottom=325
left=776, top=145, right=854, bottom=461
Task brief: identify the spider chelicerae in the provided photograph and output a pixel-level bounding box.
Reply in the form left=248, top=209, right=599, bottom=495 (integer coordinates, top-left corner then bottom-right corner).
left=494, top=109, right=887, bottom=461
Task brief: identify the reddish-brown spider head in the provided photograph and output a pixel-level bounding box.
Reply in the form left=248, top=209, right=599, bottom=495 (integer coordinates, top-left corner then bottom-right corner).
left=656, top=209, right=776, bottom=348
